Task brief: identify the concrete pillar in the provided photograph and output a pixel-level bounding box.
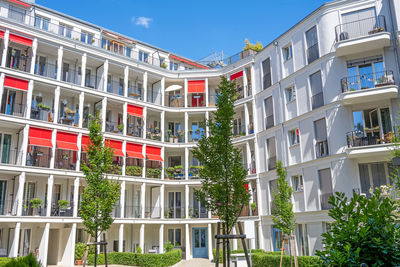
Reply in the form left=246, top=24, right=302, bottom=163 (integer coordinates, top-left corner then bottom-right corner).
left=208, top=224, right=213, bottom=260
left=185, top=147, right=189, bottom=180
left=184, top=78, right=188, bottom=108
left=142, top=107, right=147, bottom=139
left=205, top=111, right=210, bottom=137
left=25, top=80, right=33, bottom=119
left=50, top=129, right=56, bottom=169
left=30, top=38, right=38, bottom=75
left=16, top=172, right=25, bottom=216
left=119, top=224, right=124, bottom=252
left=56, top=46, right=63, bottom=81
left=159, top=224, right=164, bottom=254
left=160, top=184, right=164, bottom=219
left=103, top=60, right=109, bottom=93
left=61, top=223, right=76, bottom=266
left=242, top=67, right=248, bottom=98
left=39, top=223, right=50, bottom=267
left=140, top=224, right=145, bottom=252
left=161, top=77, right=165, bottom=106
left=46, top=175, right=54, bottom=217
left=120, top=181, right=126, bottom=218
left=258, top=221, right=264, bottom=250
left=1, top=30, right=9, bottom=67
left=81, top=53, right=87, bottom=87
left=185, top=223, right=190, bottom=260
left=143, top=72, right=148, bottom=102
left=205, top=78, right=209, bottom=107
left=160, top=111, right=165, bottom=142
left=244, top=103, right=250, bottom=135
left=161, top=146, right=165, bottom=180
left=185, top=185, right=189, bottom=220
left=9, top=222, right=20, bottom=257
left=124, top=66, right=129, bottom=97
left=53, top=86, right=60, bottom=124
left=184, top=112, right=188, bottom=143
left=141, top=183, right=146, bottom=219
left=21, top=125, right=29, bottom=166
left=250, top=64, right=256, bottom=96
left=78, top=92, right=84, bottom=128
left=122, top=141, right=126, bottom=176
left=123, top=102, right=128, bottom=136
left=101, top=97, right=107, bottom=132
left=73, top=177, right=79, bottom=217
left=142, top=145, right=146, bottom=178
left=246, top=141, right=252, bottom=175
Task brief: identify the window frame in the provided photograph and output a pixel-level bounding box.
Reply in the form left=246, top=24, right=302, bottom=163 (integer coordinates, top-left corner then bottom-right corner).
left=282, top=44, right=293, bottom=61
left=285, top=85, right=296, bottom=103
left=292, top=175, right=304, bottom=192
left=288, top=128, right=300, bottom=146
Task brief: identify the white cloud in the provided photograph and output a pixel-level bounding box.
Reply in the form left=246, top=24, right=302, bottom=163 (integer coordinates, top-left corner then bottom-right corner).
left=131, top=16, right=152, bottom=28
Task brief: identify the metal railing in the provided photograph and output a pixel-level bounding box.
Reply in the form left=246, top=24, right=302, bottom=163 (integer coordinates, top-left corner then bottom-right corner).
left=166, top=169, right=185, bottom=180
left=34, top=62, right=57, bottom=79
left=0, top=103, right=26, bottom=117
left=335, top=15, right=387, bottom=42
left=22, top=203, right=46, bottom=216
left=51, top=204, right=73, bottom=217
left=233, top=124, right=246, bottom=137
left=6, top=53, right=30, bottom=72
left=168, top=94, right=185, bottom=107
left=235, top=86, right=245, bottom=100
left=340, top=70, right=395, bottom=93
left=0, top=149, right=23, bottom=165
left=107, top=80, right=124, bottom=96
left=165, top=207, right=185, bottom=219
left=127, top=124, right=143, bottom=138
left=311, top=92, right=324, bottom=110
left=112, top=205, right=121, bottom=218
left=189, top=206, right=208, bottom=218
left=125, top=205, right=141, bottom=218
left=105, top=121, right=123, bottom=134
left=307, top=43, right=319, bottom=64
left=60, top=67, right=81, bottom=85
left=165, top=132, right=185, bottom=143
left=144, top=206, right=161, bottom=218
left=128, top=86, right=144, bottom=100
left=54, top=153, right=77, bottom=170
left=0, top=199, right=16, bottom=215
left=26, top=153, right=51, bottom=168
left=84, top=74, right=101, bottom=90
left=345, top=131, right=391, bottom=147
left=59, top=112, right=79, bottom=126
left=316, top=140, right=329, bottom=158
left=320, top=193, right=333, bottom=210
left=30, top=106, right=54, bottom=122
left=268, top=156, right=277, bottom=171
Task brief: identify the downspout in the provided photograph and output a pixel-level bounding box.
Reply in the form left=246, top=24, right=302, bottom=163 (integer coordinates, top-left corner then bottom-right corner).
left=388, top=0, right=400, bottom=82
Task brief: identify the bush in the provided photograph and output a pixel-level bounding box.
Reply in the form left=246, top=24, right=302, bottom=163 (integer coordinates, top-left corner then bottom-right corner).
left=3, top=254, right=41, bottom=267
left=212, top=249, right=269, bottom=263
left=126, top=166, right=143, bottom=177
left=75, top=242, right=95, bottom=260
left=0, top=258, right=11, bottom=267
left=87, top=249, right=182, bottom=266
left=252, top=253, right=322, bottom=267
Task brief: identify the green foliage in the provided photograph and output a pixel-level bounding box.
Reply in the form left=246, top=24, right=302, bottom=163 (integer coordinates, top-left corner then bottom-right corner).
left=0, top=258, right=11, bottom=267
left=79, top=113, right=121, bottom=240
left=251, top=253, right=322, bottom=267
left=193, top=76, right=250, bottom=233
left=271, top=161, right=295, bottom=235
left=136, top=246, right=142, bottom=254
left=146, top=167, right=162, bottom=178
left=213, top=249, right=268, bottom=263
left=3, top=254, right=41, bottom=267
left=390, top=110, right=400, bottom=191
left=57, top=200, right=69, bottom=209
left=87, top=249, right=182, bottom=266
left=243, top=39, right=263, bottom=52
left=316, top=189, right=400, bottom=266
left=164, top=241, right=174, bottom=252
left=29, top=198, right=42, bottom=209
left=74, top=242, right=95, bottom=260
left=126, top=165, right=143, bottom=176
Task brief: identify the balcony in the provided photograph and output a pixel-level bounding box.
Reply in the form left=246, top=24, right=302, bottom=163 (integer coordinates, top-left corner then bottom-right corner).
left=128, top=85, right=144, bottom=101
left=0, top=102, right=26, bottom=118
left=146, top=167, right=162, bottom=179
left=22, top=203, right=46, bottom=216
left=345, top=130, right=394, bottom=158
left=165, top=166, right=185, bottom=180
left=106, top=160, right=123, bottom=175
left=188, top=129, right=205, bottom=142
left=146, top=127, right=161, bottom=141
left=320, top=193, right=333, bottom=210
left=6, top=48, right=31, bottom=72
left=26, top=150, right=51, bottom=168
left=189, top=206, right=208, bottom=218
left=34, top=62, right=57, bottom=80
left=145, top=206, right=161, bottom=218
left=107, top=79, right=124, bottom=96
left=54, top=150, right=77, bottom=170
left=233, top=124, right=246, bottom=138
left=165, top=130, right=185, bottom=143
left=125, top=205, right=141, bottom=218
left=127, top=117, right=143, bottom=138
left=188, top=166, right=202, bottom=179
left=340, top=71, right=397, bottom=105
left=335, top=15, right=390, bottom=56
left=316, top=140, right=329, bottom=158
left=50, top=203, right=73, bottom=217
left=106, top=120, right=123, bottom=135
left=125, top=165, right=143, bottom=177
left=165, top=207, right=184, bottom=219
left=0, top=199, right=16, bottom=216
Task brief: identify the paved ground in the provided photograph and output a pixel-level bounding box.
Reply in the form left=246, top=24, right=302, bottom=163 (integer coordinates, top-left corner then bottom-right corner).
left=173, top=258, right=220, bottom=267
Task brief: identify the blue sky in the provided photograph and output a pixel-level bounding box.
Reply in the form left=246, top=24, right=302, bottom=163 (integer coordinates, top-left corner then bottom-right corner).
left=36, top=0, right=328, bottom=60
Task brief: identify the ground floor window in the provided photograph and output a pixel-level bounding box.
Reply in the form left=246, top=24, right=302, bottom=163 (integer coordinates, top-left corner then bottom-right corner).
left=168, top=228, right=181, bottom=247
left=295, top=224, right=309, bottom=256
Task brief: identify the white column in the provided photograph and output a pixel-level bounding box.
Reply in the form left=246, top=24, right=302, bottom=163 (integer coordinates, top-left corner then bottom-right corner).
left=161, top=77, right=165, bottom=106
left=78, top=92, right=84, bottom=128
left=124, top=66, right=129, bottom=97
left=56, top=46, right=63, bottom=81
left=161, top=146, right=165, bottom=180
left=185, top=185, right=189, bottom=219
left=15, top=172, right=25, bottom=216
left=50, top=129, right=56, bottom=168
left=160, top=111, right=165, bottom=142
left=250, top=64, right=256, bottom=96
left=140, top=223, right=145, bottom=252
left=30, top=38, right=38, bottom=74
left=120, top=181, right=126, bottom=218
left=119, top=224, right=124, bottom=252
left=0, top=74, right=4, bottom=113
left=208, top=224, right=213, bottom=260
left=101, top=97, right=107, bottom=132
left=232, top=226, right=238, bottom=250
left=122, top=141, right=126, bottom=176
left=159, top=224, right=164, bottom=254
left=39, top=223, right=50, bottom=267
left=184, top=78, right=188, bottom=108
left=160, top=184, right=165, bottom=219
left=246, top=141, right=252, bottom=175
left=205, top=78, right=209, bottom=107
left=21, top=125, right=29, bottom=166
left=184, top=112, right=189, bottom=143
left=1, top=30, right=9, bottom=67
left=185, top=147, right=189, bottom=180
left=123, top=102, right=128, bottom=136
left=46, top=175, right=54, bottom=217
left=61, top=223, right=76, bottom=266
left=242, top=67, right=248, bottom=98
left=185, top=223, right=190, bottom=260
left=25, top=80, right=33, bottom=119
left=258, top=221, right=264, bottom=250
left=81, top=53, right=87, bottom=87
left=73, top=177, right=79, bottom=217
left=205, top=111, right=210, bottom=137
left=143, top=72, right=148, bottom=102
left=142, top=107, right=147, bottom=139
left=53, top=86, right=60, bottom=124
left=9, top=222, right=20, bottom=258
left=103, top=60, right=109, bottom=93
left=141, top=183, right=146, bottom=219
left=142, top=145, right=146, bottom=177
left=244, top=103, right=250, bottom=135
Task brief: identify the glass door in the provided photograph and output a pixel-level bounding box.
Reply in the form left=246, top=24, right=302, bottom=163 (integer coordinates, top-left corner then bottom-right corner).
left=192, top=227, right=208, bottom=258
left=0, top=181, right=6, bottom=215
left=1, top=134, right=11, bottom=164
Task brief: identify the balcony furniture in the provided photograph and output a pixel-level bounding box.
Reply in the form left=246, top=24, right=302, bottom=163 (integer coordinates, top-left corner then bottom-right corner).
left=375, top=73, right=394, bottom=87
left=377, top=132, right=394, bottom=144
left=339, top=32, right=349, bottom=41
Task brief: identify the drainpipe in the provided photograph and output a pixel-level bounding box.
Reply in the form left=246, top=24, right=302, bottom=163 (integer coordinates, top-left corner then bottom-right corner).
left=388, top=0, right=400, bottom=83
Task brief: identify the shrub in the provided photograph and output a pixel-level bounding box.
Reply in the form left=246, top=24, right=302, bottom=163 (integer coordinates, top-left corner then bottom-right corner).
left=3, top=254, right=41, bottom=267
left=164, top=241, right=174, bottom=252
left=212, top=249, right=268, bottom=263
left=0, top=258, right=11, bottom=267
left=58, top=200, right=69, bottom=209
left=126, top=166, right=143, bottom=176
left=252, top=253, right=322, bottom=267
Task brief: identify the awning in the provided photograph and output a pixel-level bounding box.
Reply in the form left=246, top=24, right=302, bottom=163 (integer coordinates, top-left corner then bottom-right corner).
left=188, top=80, right=205, bottom=93
left=9, top=33, right=32, bottom=46
left=230, top=71, right=243, bottom=80
left=146, top=145, right=162, bottom=161
left=126, top=143, right=144, bottom=159
left=4, top=76, right=28, bottom=91
left=127, top=104, right=143, bottom=118
left=8, top=0, right=30, bottom=8
left=165, top=85, right=182, bottom=92
left=0, top=30, right=4, bottom=39
left=105, top=139, right=124, bottom=157
left=56, top=131, right=78, bottom=151
left=81, top=135, right=91, bottom=152
left=29, top=127, right=52, bottom=148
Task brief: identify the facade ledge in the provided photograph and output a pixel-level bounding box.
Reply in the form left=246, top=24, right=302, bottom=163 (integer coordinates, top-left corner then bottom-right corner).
left=346, top=143, right=393, bottom=158
left=260, top=210, right=331, bottom=224
left=340, top=85, right=398, bottom=106
left=335, top=31, right=391, bottom=57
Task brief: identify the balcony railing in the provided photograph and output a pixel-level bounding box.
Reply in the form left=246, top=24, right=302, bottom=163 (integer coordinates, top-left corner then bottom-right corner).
left=51, top=204, right=73, bottom=216
left=60, top=68, right=81, bottom=85
left=165, top=168, right=185, bottom=180
left=0, top=103, right=26, bottom=117
left=26, top=153, right=51, bottom=168
left=107, top=80, right=124, bottom=96
left=106, top=163, right=122, bottom=175
left=146, top=167, right=162, bottom=179
left=6, top=53, right=30, bottom=72
left=34, top=62, right=57, bottom=79
left=0, top=150, right=23, bottom=165
left=30, top=106, right=54, bottom=122
left=125, top=205, right=141, bottom=218
left=188, top=166, right=202, bottom=179
left=145, top=206, right=161, bottom=218
left=127, top=124, right=143, bottom=138
left=340, top=70, right=395, bottom=93
left=105, top=121, right=123, bottom=134
left=0, top=199, right=16, bottom=215
left=59, top=112, right=79, bottom=126
left=128, top=86, right=144, bottom=100
left=233, top=125, right=246, bottom=138
left=22, top=203, right=46, bottom=216
left=335, top=15, right=387, bottom=42
left=165, top=207, right=184, bottom=219
left=125, top=165, right=143, bottom=177
left=54, top=155, right=77, bottom=170
left=189, top=206, right=208, bottom=218
left=316, top=140, right=329, bottom=158
left=165, top=132, right=185, bottom=143
left=112, top=205, right=121, bottom=218
left=346, top=130, right=393, bottom=148
left=84, top=74, right=101, bottom=90
left=320, top=193, right=333, bottom=210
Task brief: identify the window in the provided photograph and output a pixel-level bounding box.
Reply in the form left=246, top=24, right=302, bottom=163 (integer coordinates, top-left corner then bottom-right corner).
left=170, top=62, right=178, bottom=71
left=345, top=56, right=385, bottom=91
left=305, top=26, right=319, bottom=64
left=168, top=229, right=182, bottom=246
left=314, top=118, right=328, bottom=158
left=285, top=86, right=296, bottom=102
left=295, top=224, right=309, bottom=256
left=282, top=44, right=293, bottom=61
left=34, top=16, right=49, bottom=31
left=289, top=129, right=300, bottom=146
left=80, top=32, right=94, bottom=45
left=318, top=168, right=333, bottom=210
left=125, top=47, right=131, bottom=57
left=359, top=162, right=392, bottom=197
left=262, top=58, right=271, bottom=89
left=58, top=23, right=72, bottom=38
left=101, top=38, right=110, bottom=50
left=264, top=96, right=274, bottom=130
left=267, top=137, right=276, bottom=171
left=310, top=71, right=324, bottom=110
left=139, top=51, right=148, bottom=63
left=8, top=5, right=25, bottom=23
left=292, top=175, right=303, bottom=192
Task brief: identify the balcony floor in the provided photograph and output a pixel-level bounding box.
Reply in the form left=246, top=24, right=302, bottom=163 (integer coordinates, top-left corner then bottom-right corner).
left=335, top=32, right=391, bottom=57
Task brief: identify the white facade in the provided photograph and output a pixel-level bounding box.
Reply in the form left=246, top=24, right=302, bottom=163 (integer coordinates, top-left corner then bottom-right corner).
left=0, top=0, right=398, bottom=265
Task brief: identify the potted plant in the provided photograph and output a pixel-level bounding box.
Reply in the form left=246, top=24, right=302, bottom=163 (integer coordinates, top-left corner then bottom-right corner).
left=173, top=135, right=178, bottom=143
left=250, top=202, right=257, bottom=215
left=118, top=123, right=124, bottom=133
left=63, top=154, right=69, bottom=160
left=161, top=62, right=167, bottom=69
left=58, top=200, right=69, bottom=209
left=126, top=166, right=143, bottom=176
left=74, top=242, right=86, bottom=265
left=174, top=165, right=183, bottom=173
left=164, top=208, right=170, bottom=218
left=30, top=198, right=42, bottom=216
left=166, top=167, right=175, bottom=179
left=38, top=102, right=51, bottom=111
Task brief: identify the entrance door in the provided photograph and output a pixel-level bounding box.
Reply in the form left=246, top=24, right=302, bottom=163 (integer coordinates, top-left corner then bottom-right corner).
left=272, top=226, right=282, bottom=252
left=192, top=227, right=208, bottom=258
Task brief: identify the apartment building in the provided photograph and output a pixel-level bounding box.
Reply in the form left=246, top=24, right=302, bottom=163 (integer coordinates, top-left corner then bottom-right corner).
left=0, top=0, right=398, bottom=265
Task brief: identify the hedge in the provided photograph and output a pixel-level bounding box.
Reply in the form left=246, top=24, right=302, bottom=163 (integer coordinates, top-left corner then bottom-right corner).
left=87, top=249, right=182, bottom=267
left=0, top=254, right=40, bottom=267
left=213, top=249, right=280, bottom=263
left=252, top=253, right=323, bottom=267
left=0, top=258, right=11, bottom=267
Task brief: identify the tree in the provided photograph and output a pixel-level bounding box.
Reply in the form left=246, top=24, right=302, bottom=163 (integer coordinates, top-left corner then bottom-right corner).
left=80, top=114, right=121, bottom=266
left=390, top=110, right=400, bottom=192
left=193, top=76, right=250, bottom=264
left=316, top=188, right=400, bottom=266
left=271, top=160, right=297, bottom=267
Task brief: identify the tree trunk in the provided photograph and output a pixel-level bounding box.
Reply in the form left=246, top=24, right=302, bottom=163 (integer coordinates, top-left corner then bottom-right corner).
left=82, top=234, right=91, bottom=267
left=94, top=234, right=98, bottom=267
left=222, top=224, right=226, bottom=267
left=226, top=224, right=230, bottom=267
left=215, top=222, right=221, bottom=267
left=292, top=232, right=298, bottom=267
left=289, top=237, right=292, bottom=267
left=279, top=239, right=284, bottom=267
